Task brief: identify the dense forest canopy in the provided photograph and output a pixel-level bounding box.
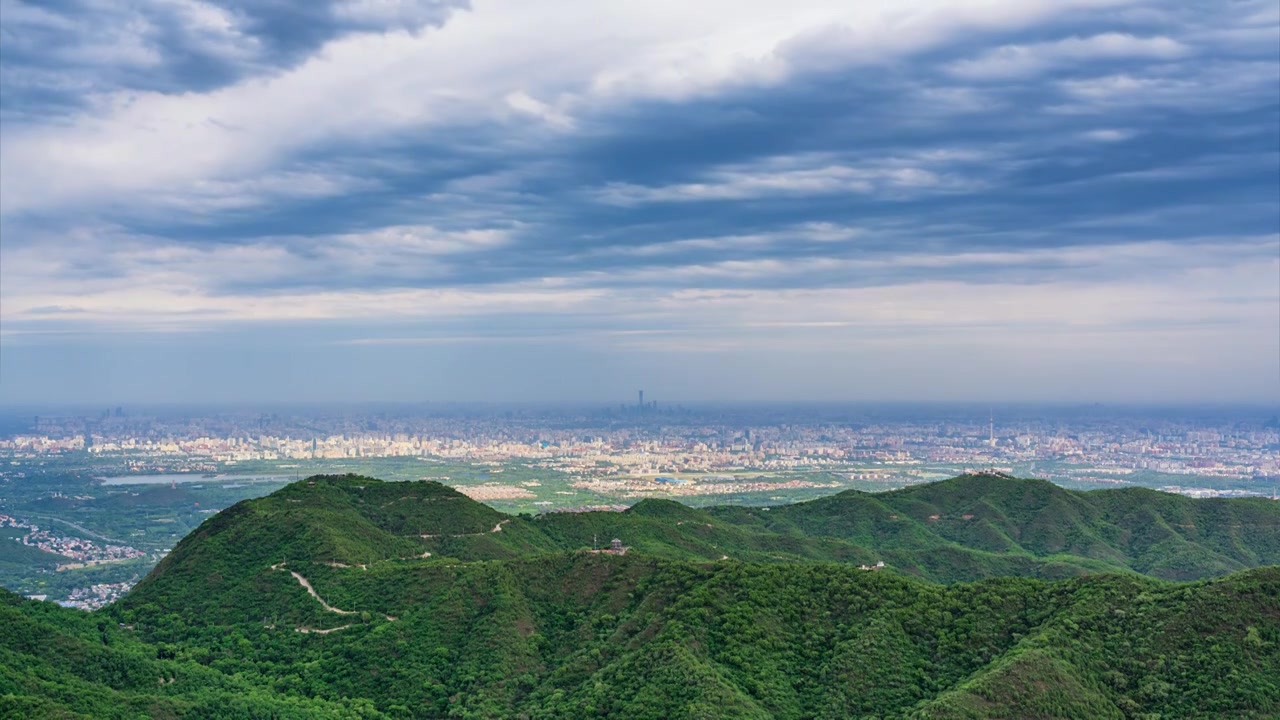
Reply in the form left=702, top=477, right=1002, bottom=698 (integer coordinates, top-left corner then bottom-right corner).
left=3, top=474, right=1278, bottom=718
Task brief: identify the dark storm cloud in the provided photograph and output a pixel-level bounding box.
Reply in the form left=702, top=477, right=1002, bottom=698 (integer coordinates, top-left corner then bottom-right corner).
left=0, top=0, right=463, bottom=118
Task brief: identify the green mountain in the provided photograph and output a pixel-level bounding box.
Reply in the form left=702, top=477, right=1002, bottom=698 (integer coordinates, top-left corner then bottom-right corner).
left=3, top=474, right=1278, bottom=719
left=712, top=474, right=1280, bottom=581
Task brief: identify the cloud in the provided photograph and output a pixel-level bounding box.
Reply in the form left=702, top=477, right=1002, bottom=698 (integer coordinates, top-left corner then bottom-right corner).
left=1079, top=128, right=1135, bottom=142
left=0, top=0, right=462, bottom=114
left=5, top=221, right=1273, bottom=328
left=1, top=0, right=1277, bottom=402
left=0, top=0, right=1146, bottom=215
left=588, top=223, right=862, bottom=258
left=504, top=91, right=575, bottom=129
left=1, top=223, right=520, bottom=313
left=948, top=33, right=1187, bottom=80
left=593, top=152, right=987, bottom=205
left=1055, top=60, right=1280, bottom=110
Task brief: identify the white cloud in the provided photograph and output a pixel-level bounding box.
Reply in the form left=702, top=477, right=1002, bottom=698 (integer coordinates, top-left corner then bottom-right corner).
left=330, top=224, right=514, bottom=258
left=4, top=223, right=1275, bottom=403
left=949, top=33, right=1187, bottom=80
left=143, top=170, right=381, bottom=213
left=1055, top=61, right=1280, bottom=110
left=0, top=0, right=1136, bottom=215
left=0, top=223, right=521, bottom=328
left=505, top=91, right=574, bottom=129
left=5, top=226, right=1272, bottom=336
left=594, top=153, right=984, bottom=205
left=601, top=251, right=1280, bottom=357
left=1080, top=128, right=1135, bottom=142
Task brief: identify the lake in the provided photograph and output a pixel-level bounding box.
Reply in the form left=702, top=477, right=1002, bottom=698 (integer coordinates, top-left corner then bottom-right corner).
left=96, top=473, right=292, bottom=486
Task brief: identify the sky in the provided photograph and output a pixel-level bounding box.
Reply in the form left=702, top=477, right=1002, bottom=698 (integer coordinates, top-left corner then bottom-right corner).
left=0, top=0, right=1277, bottom=405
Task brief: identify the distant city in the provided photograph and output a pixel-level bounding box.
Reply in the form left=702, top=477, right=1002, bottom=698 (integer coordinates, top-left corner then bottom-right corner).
left=4, top=401, right=1279, bottom=493
left=0, top=400, right=1277, bottom=607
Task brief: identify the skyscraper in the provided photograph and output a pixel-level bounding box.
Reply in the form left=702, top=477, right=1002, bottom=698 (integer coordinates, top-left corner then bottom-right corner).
left=639, top=390, right=644, bottom=409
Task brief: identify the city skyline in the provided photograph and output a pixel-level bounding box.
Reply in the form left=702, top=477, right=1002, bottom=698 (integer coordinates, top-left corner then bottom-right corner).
left=3, top=390, right=1277, bottom=610
left=6, top=403, right=1278, bottom=500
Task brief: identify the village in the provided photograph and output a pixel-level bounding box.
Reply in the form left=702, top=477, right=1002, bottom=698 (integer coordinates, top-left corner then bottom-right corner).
left=1, top=514, right=146, bottom=568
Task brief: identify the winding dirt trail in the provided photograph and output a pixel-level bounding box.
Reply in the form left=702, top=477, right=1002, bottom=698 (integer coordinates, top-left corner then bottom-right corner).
left=264, top=516, right=508, bottom=632
left=418, top=518, right=510, bottom=539
left=280, top=565, right=356, bottom=615
left=270, top=562, right=395, bottom=630
left=296, top=624, right=355, bottom=634
left=323, top=561, right=367, bottom=571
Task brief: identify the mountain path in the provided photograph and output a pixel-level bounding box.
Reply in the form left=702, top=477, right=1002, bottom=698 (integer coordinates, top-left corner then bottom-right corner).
left=323, top=561, right=367, bottom=570
left=419, top=518, right=509, bottom=539
left=285, top=567, right=355, bottom=615
left=270, top=562, right=396, bottom=629
left=265, top=517, right=510, bottom=631
left=296, top=624, right=355, bottom=634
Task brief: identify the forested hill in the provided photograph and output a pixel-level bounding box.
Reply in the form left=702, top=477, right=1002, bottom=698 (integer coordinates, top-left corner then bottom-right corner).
left=4, top=561, right=1278, bottom=717
left=124, top=473, right=1280, bottom=624
left=708, top=473, right=1280, bottom=581
left=4, top=474, right=1278, bottom=718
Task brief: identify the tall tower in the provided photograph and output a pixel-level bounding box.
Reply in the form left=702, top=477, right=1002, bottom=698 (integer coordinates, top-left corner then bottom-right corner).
left=638, top=390, right=644, bottom=409
left=989, top=410, right=995, bottom=448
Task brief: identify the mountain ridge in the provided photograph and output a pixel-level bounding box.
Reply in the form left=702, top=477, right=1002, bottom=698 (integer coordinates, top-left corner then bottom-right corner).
left=4, top=473, right=1278, bottom=719
left=5, top=562, right=1278, bottom=718
left=123, top=472, right=1280, bottom=626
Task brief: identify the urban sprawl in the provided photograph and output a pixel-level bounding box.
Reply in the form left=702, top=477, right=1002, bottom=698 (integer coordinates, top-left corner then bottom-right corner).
left=3, top=405, right=1277, bottom=608
left=7, top=405, right=1279, bottom=493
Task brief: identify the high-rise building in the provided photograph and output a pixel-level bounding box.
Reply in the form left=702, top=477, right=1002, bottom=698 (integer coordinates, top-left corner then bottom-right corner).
left=638, top=390, right=644, bottom=409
